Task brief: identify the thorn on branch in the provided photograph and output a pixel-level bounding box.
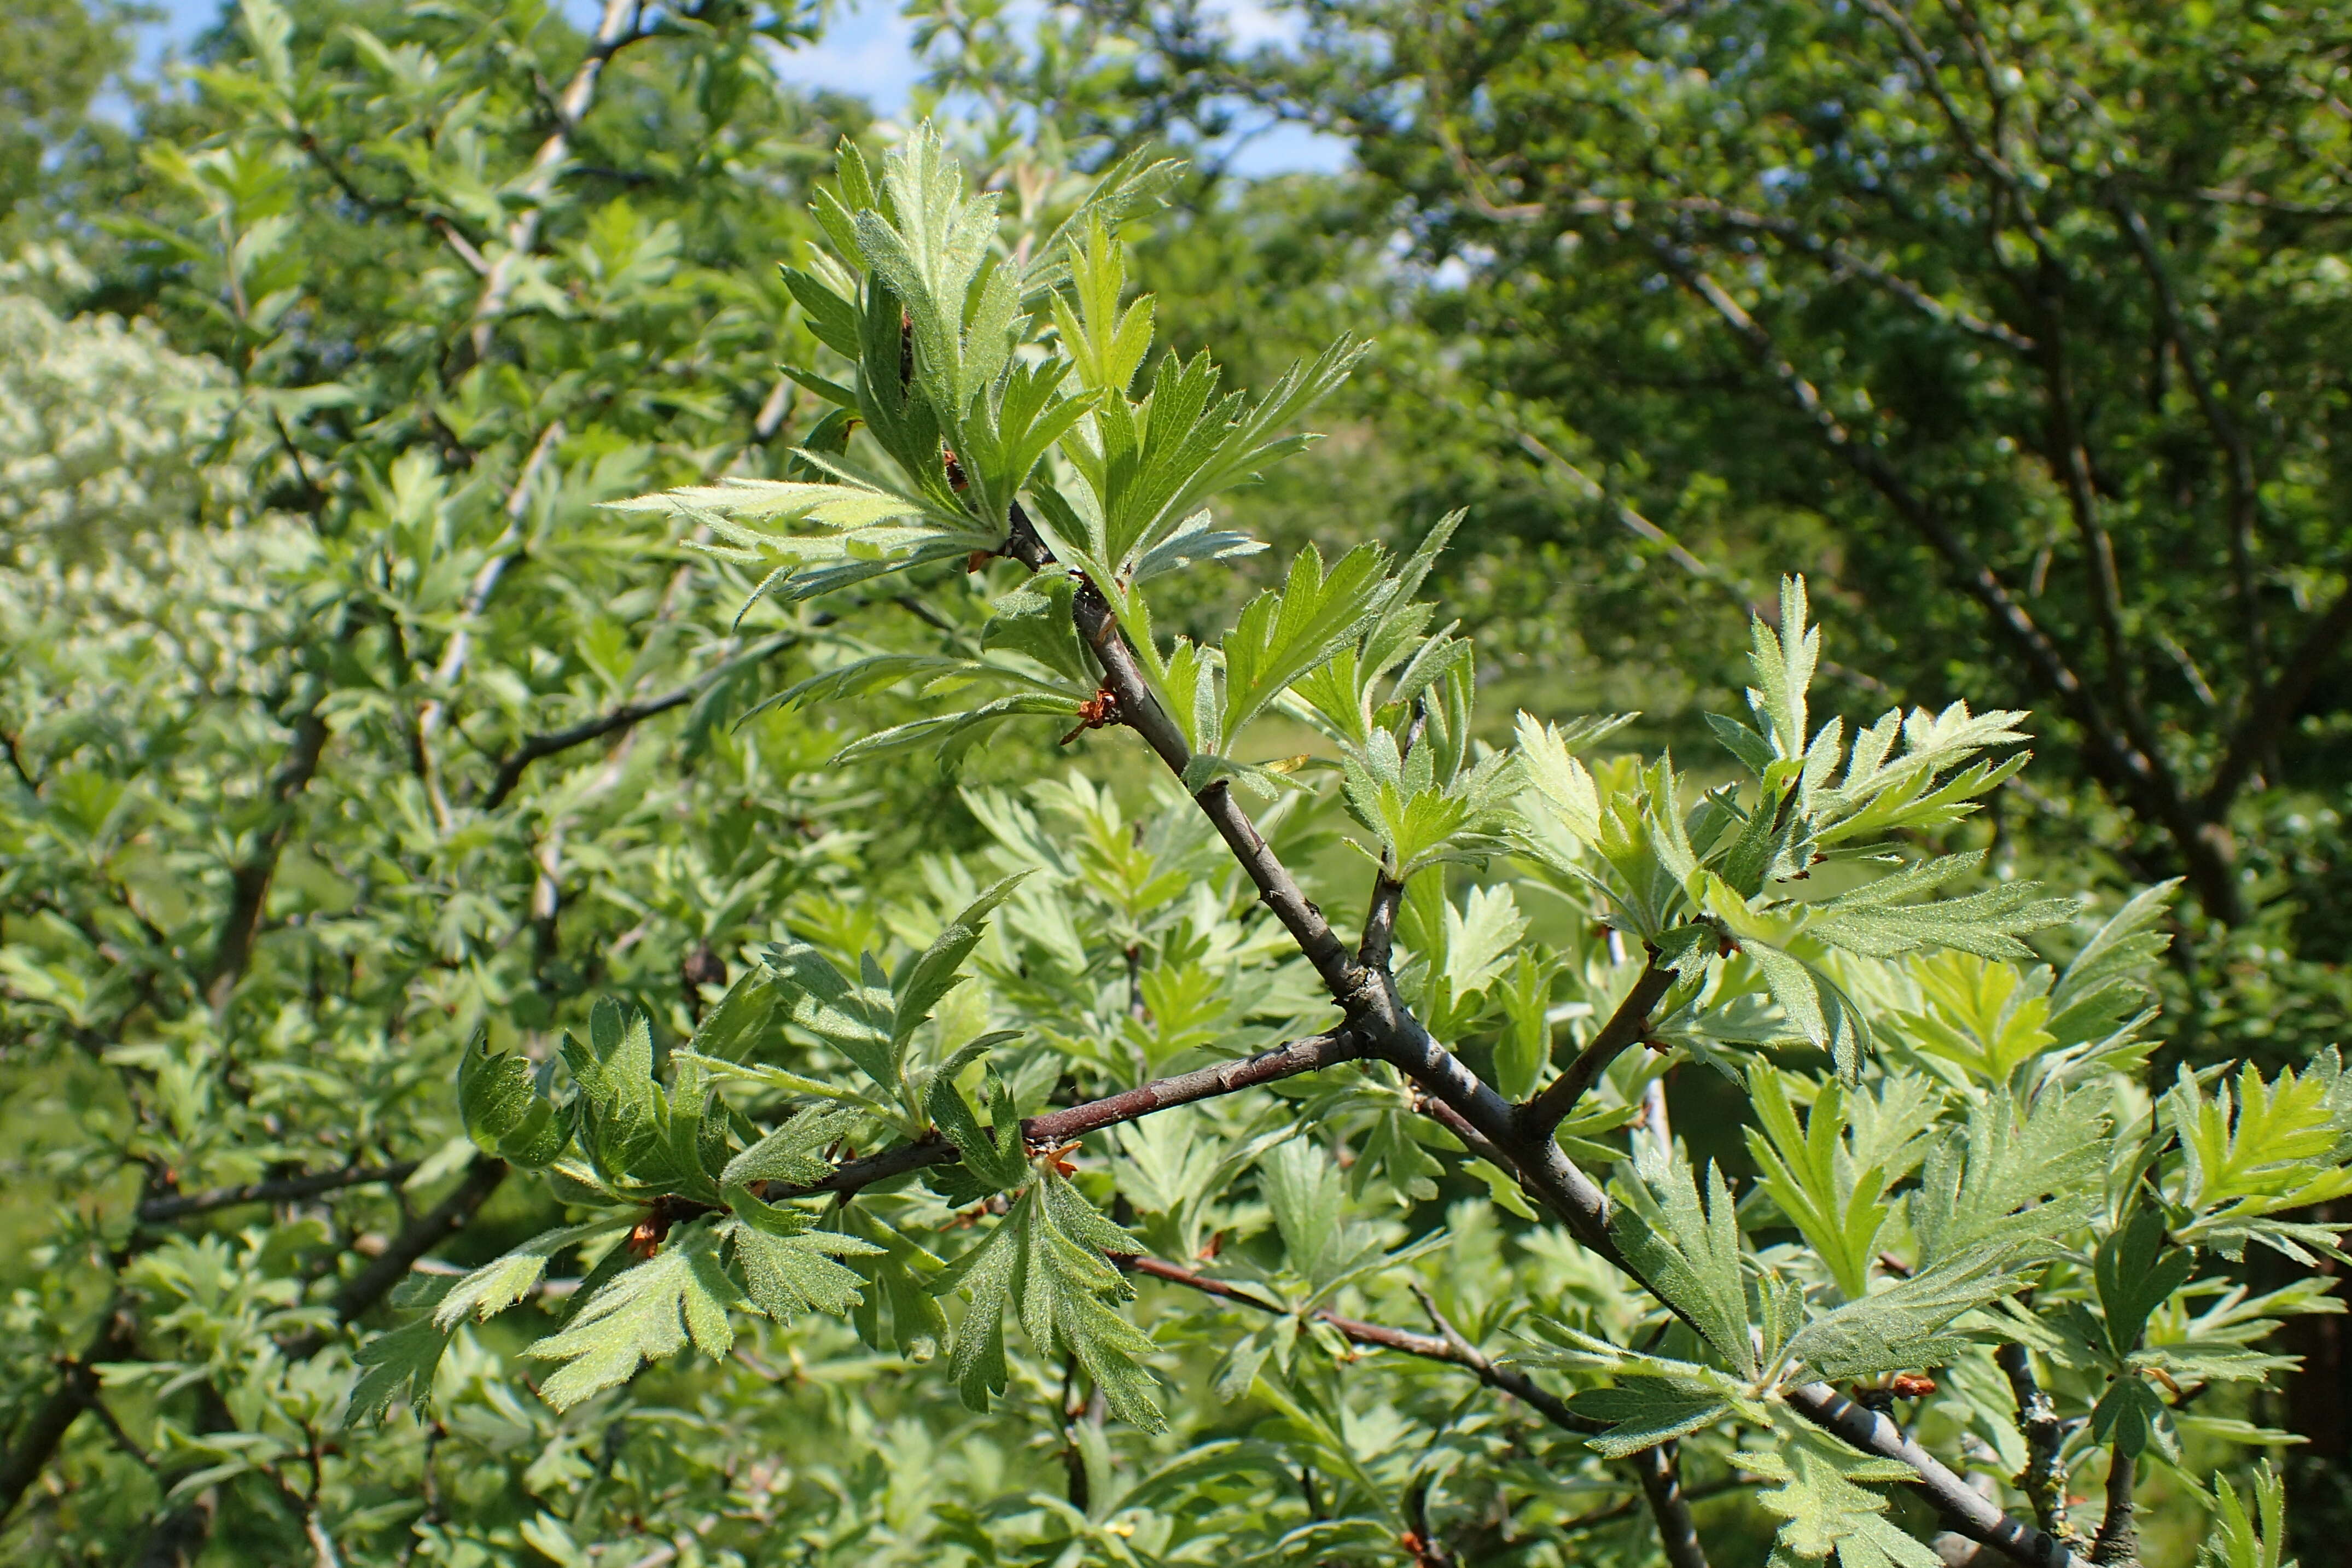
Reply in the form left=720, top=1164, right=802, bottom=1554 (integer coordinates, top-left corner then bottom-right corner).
left=627, top=1197, right=680, bottom=1258
left=1058, top=688, right=1121, bottom=745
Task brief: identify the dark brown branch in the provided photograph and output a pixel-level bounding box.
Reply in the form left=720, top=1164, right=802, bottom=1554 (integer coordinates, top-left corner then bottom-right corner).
left=768, top=1031, right=1366, bottom=1203
left=2089, top=1448, right=2136, bottom=1564
left=1026, top=1032, right=1364, bottom=1143
left=1412, top=1089, right=1516, bottom=1170
left=1630, top=1442, right=1713, bottom=1568
left=2106, top=193, right=2264, bottom=686
left=2203, top=579, right=2352, bottom=818
left=137, top=1162, right=422, bottom=1225
left=1656, top=242, right=2242, bottom=922
left=999, top=512, right=1371, bottom=1003
left=1521, top=958, right=1674, bottom=1139
left=0, top=1298, right=137, bottom=1525
left=282, top=1156, right=509, bottom=1360
left=479, top=633, right=796, bottom=811
left=205, top=692, right=332, bottom=1009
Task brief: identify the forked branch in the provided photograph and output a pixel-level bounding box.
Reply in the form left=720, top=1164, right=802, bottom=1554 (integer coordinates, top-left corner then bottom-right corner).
left=1520, top=958, right=1675, bottom=1139
left=992, top=515, right=2074, bottom=1568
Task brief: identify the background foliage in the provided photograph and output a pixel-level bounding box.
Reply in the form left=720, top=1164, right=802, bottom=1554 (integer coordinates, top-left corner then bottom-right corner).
left=2, top=2, right=2348, bottom=1565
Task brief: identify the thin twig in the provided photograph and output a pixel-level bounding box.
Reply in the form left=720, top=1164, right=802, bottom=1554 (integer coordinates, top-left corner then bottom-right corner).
left=1630, top=1442, right=1713, bottom=1568
left=1521, top=959, right=1674, bottom=1139
left=479, top=633, right=796, bottom=811
left=1357, top=703, right=1428, bottom=970
left=999, top=509, right=1370, bottom=1001
left=1408, top=1283, right=1705, bottom=1568
left=292, top=127, right=491, bottom=278
left=1151, top=1262, right=1712, bottom=1567
left=1115, top=1255, right=1597, bottom=1431
left=205, top=682, right=333, bottom=1009
left=1057, top=1354, right=1092, bottom=1511
left=766, top=1033, right=1367, bottom=1204
left=414, top=421, right=565, bottom=810
left=0, top=728, right=36, bottom=792
left=137, top=1162, right=422, bottom=1224
left=1411, top=1090, right=1516, bottom=1170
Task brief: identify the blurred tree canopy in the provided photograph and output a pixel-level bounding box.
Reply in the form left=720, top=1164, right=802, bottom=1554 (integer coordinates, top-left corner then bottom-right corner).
left=1, top=0, right=144, bottom=232
left=2, top=1, right=2349, bottom=1564
left=1070, top=0, right=2352, bottom=1048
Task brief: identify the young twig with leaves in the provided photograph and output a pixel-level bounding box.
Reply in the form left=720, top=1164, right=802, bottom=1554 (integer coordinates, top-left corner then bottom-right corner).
left=353, top=130, right=2341, bottom=1568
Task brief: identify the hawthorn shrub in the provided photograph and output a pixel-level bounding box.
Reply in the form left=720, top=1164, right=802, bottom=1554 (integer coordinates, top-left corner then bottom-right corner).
left=344, top=131, right=2347, bottom=1568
